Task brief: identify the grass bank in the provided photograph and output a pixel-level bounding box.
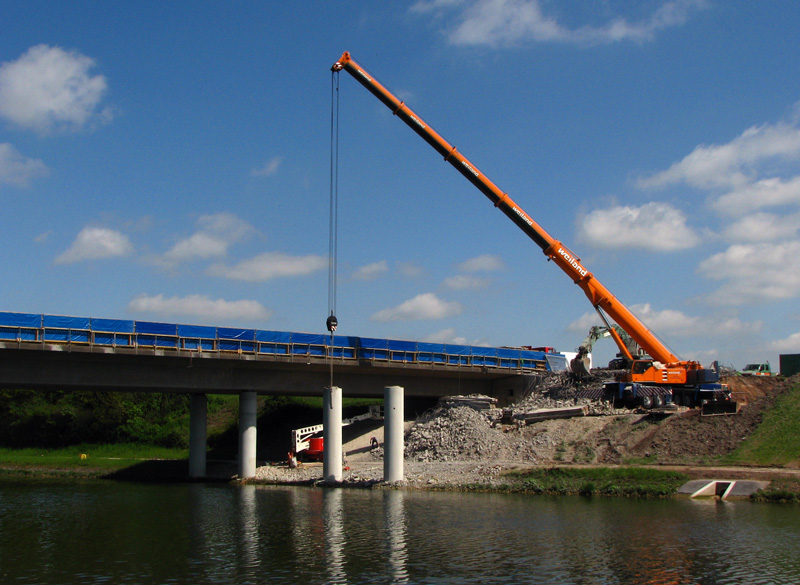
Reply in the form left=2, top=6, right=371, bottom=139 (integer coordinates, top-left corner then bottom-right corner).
left=720, top=382, right=800, bottom=467
left=483, top=467, right=690, bottom=497
left=0, top=444, right=188, bottom=478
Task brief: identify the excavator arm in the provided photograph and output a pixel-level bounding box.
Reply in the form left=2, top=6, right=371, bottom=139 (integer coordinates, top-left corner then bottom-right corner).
left=332, top=51, right=703, bottom=382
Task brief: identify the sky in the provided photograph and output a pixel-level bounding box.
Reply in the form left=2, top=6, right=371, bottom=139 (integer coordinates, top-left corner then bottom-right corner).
left=2, top=1, right=800, bottom=370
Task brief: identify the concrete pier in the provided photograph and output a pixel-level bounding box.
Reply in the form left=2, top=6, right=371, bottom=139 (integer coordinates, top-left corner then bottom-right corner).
left=238, top=391, right=258, bottom=479
left=384, top=385, right=404, bottom=482
left=189, top=393, right=207, bottom=478
left=323, top=386, right=343, bottom=482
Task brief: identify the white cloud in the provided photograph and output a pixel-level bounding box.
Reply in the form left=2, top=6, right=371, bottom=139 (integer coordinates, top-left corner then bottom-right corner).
left=371, top=292, right=462, bottom=322
left=0, top=45, right=111, bottom=133
left=207, top=251, right=327, bottom=282
left=128, top=293, right=271, bottom=322
left=0, top=143, right=48, bottom=187
left=698, top=241, right=800, bottom=305
left=443, top=274, right=489, bottom=290
left=55, top=226, right=133, bottom=264
left=162, top=212, right=255, bottom=265
left=577, top=202, right=700, bottom=251
left=411, top=0, right=707, bottom=47
left=712, top=176, right=800, bottom=217
left=637, top=121, right=800, bottom=194
left=422, top=327, right=471, bottom=345
left=251, top=156, right=283, bottom=177
left=397, top=261, right=424, bottom=278
left=352, top=260, right=388, bottom=281
left=568, top=303, right=758, bottom=339
left=456, top=254, right=504, bottom=272
left=722, top=212, right=800, bottom=243
left=770, top=331, right=800, bottom=354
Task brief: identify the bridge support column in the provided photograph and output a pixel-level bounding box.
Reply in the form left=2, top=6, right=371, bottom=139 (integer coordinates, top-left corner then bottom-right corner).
left=384, top=385, right=404, bottom=482
left=238, top=391, right=258, bottom=479
left=189, top=393, right=207, bottom=479
left=323, top=385, right=342, bottom=482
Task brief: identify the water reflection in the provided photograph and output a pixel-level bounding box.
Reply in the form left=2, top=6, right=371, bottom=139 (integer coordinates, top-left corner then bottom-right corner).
left=383, top=490, right=409, bottom=584
left=1, top=480, right=799, bottom=584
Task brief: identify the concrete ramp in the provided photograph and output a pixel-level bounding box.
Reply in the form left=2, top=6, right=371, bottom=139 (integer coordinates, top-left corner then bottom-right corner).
left=678, top=479, right=770, bottom=499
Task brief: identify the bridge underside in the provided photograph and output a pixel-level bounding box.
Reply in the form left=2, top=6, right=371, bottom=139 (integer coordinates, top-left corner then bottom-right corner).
left=0, top=343, right=538, bottom=400
left=0, top=343, right=546, bottom=479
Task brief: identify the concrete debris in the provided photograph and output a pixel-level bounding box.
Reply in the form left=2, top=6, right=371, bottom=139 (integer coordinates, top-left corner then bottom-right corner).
left=404, top=371, right=630, bottom=464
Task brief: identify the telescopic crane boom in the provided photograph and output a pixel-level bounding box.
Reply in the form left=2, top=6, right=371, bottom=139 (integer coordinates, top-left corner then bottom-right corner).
left=332, top=51, right=729, bottom=408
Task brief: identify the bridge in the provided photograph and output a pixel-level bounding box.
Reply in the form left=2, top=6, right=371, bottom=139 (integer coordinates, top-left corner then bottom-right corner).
left=0, top=311, right=567, bottom=479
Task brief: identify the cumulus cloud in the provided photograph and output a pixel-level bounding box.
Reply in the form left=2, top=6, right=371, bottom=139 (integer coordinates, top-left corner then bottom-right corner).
left=698, top=241, right=800, bottom=305
left=251, top=156, right=283, bottom=177
left=0, top=143, right=48, bottom=187
left=55, top=226, right=133, bottom=264
left=371, top=292, right=462, bottom=322
left=456, top=254, right=504, bottom=272
left=770, top=331, right=800, bottom=354
left=397, top=261, right=424, bottom=278
left=411, top=0, right=707, bottom=47
left=577, top=202, right=700, bottom=251
left=638, top=122, right=800, bottom=192
left=568, top=303, right=758, bottom=339
left=207, top=251, right=327, bottom=282
left=721, top=212, right=800, bottom=243
left=352, top=260, right=388, bottom=281
left=128, top=293, right=271, bottom=322
left=422, top=327, right=476, bottom=345
left=0, top=44, right=111, bottom=133
left=443, top=274, right=489, bottom=290
left=161, top=212, right=255, bottom=265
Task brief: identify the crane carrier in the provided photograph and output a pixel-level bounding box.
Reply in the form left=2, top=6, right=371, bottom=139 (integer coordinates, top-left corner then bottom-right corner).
left=331, top=52, right=737, bottom=416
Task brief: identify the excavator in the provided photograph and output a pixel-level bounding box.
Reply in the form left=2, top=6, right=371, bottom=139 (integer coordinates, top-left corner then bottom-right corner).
left=572, top=325, right=650, bottom=375
left=331, top=52, right=738, bottom=415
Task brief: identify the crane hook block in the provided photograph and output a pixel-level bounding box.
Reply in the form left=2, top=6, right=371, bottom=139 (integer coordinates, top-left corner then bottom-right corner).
left=326, top=314, right=338, bottom=333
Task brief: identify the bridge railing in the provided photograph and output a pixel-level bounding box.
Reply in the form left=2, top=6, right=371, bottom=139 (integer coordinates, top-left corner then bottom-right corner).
left=0, top=311, right=566, bottom=372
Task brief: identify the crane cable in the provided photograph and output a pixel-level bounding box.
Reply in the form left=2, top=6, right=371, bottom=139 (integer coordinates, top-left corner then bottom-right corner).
left=326, top=70, right=340, bottom=389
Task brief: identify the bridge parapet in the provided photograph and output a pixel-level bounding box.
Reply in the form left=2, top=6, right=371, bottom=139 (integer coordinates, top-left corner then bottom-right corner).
left=0, top=311, right=567, bottom=374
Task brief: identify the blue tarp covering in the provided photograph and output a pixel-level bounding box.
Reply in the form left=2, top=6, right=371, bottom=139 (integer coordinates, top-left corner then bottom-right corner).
left=91, top=318, right=135, bottom=333
left=218, top=327, right=255, bottom=340
left=256, top=330, right=291, bottom=343
left=0, top=311, right=566, bottom=372
left=42, top=315, right=91, bottom=343
left=136, top=321, right=177, bottom=336
left=545, top=353, right=568, bottom=372
left=43, top=315, right=91, bottom=330
left=0, top=312, right=41, bottom=328
left=178, top=324, right=217, bottom=338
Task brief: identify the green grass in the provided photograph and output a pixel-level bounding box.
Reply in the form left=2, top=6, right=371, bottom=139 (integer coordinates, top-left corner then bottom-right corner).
left=501, top=466, right=689, bottom=497
left=720, top=384, right=800, bottom=467
left=0, top=444, right=188, bottom=475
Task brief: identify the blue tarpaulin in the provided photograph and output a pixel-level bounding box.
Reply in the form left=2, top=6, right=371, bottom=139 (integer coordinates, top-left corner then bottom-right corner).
left=0, top=311, right=565, bottom=372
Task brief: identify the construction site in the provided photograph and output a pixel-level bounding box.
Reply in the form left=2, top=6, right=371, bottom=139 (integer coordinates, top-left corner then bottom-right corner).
left=251, top=370, right=797, bottom=495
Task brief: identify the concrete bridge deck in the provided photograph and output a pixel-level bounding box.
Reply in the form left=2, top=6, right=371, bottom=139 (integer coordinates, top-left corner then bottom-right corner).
left=0, top=311, right=568, bottom=480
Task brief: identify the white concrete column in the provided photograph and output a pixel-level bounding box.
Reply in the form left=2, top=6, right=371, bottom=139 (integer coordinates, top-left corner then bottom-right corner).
left=238, top=391, right=258, bottom=479
left=384, top=385, right=404, bottom=482
left=189, top=393, right=207, bottom=479
left=323, top=385, right=343, bottom=482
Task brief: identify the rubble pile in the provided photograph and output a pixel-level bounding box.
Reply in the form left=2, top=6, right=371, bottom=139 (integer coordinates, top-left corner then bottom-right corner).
left=404, top=404, right=506, bottom=462
left=403, top=372, right=629, bottom=464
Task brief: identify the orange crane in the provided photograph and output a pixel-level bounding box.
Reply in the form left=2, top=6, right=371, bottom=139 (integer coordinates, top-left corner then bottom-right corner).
left=332, top=52, right=736, bottom=414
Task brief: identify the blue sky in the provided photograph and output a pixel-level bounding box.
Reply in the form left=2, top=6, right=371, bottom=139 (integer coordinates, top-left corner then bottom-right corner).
left=2, top=1, right=800, bottom=369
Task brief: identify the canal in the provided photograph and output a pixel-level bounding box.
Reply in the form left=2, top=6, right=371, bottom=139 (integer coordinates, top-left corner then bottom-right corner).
left=0, top=479, right=798, bottom=584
